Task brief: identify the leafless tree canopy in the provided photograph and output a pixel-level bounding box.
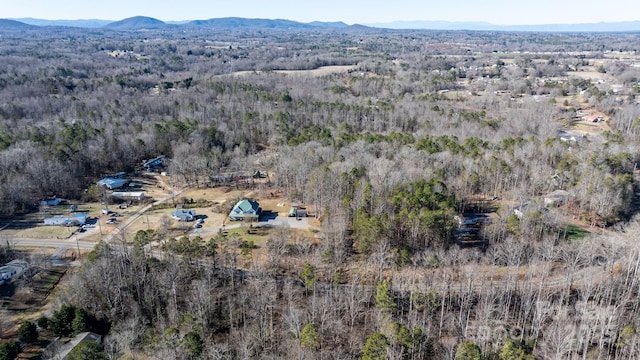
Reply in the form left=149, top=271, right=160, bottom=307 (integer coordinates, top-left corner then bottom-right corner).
left=3, top=24, right=640, bottom=358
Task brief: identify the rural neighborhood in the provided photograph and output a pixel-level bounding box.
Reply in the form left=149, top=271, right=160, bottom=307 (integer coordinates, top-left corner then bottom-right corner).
left=2, top=11, right=640, bottom=360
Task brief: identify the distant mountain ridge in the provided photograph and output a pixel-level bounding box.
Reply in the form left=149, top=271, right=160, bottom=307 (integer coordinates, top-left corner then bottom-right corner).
left=3, top=16, right=640, bottom=32
left=5, top=16, right=352, bottom=31
left=12, top=17, right=111, bottom=28
left=186, top=17, right=317, bottom=29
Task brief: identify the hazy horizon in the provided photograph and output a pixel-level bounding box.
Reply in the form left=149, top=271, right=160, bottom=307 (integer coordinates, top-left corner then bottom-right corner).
left=3, top=0, right=639, bottom=26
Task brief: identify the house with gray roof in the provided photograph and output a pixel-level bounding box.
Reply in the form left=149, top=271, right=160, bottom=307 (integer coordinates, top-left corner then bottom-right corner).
left=172, top=206, right=196, bottom=221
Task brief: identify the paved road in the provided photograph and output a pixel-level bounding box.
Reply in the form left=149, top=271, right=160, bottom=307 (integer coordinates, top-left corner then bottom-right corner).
left=2, top=237, right=95, bottom=267
left=102, top=185, right=192, bottom=243
left=1, top=184, right=192, bottom=267
left=2, top=237, right=96, bottom=250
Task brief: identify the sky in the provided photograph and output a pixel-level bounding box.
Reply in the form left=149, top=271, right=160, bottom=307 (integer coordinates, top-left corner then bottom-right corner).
left=2, top=0, right=639, bottom=25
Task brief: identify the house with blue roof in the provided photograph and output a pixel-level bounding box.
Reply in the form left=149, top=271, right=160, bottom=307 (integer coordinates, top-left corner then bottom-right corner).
left=144, top=155, right=165, bottom=171
left=97, top=177, right=126, bottom=190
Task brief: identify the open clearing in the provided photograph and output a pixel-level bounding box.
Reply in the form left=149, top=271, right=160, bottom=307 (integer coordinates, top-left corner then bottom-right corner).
left=0, top=171, right=319, bottom=251
left=231, top=65, right=356, bottom=77
left=566, top=70, right=607, bottom=81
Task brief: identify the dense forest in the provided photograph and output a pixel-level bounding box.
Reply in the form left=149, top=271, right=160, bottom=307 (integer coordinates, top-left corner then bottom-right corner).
left=2, top=23, right=640, bottom=359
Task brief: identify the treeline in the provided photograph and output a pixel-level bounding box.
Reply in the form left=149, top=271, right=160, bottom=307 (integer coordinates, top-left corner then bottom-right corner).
left=50, top=217, right=640, bottom=359
left=3, top=26, right=640, bottom=359
left=1, top=28, right=639, bottom=223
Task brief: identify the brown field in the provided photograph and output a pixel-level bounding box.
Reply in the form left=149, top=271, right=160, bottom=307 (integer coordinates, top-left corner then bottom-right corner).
left=566, top=70, right=607, bottom=81
left=231, top=65, right=356, bottom=77
left=569, top=118, right=612, bottom=135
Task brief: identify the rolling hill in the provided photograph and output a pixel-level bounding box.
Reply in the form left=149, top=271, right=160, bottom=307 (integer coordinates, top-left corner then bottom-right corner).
left=0, top=19, right=37, bottom=30
left=102, top=16, right=168, bottom=30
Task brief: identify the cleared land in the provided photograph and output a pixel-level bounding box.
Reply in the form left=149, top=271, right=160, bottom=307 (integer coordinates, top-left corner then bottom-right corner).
left=231, top=65, right=356, bottom=77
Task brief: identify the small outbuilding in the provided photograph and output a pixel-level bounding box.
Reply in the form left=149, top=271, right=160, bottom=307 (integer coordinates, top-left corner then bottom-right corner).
left=229, top=199, right=261, bottom=221
left=513, top=202, right=529, bottom=219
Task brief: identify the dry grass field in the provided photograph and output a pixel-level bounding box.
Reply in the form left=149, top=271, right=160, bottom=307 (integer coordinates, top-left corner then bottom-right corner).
left=231, top=65, right=356, bottom=77
left=566, top=70, right=607, bottom=81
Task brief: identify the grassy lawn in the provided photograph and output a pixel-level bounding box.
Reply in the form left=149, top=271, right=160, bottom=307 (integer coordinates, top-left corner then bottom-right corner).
left=224, top=225, right=272, bottom=243
left=19, top=225, right=75, bottom=239
left=561, top=224, right=591, bottom=242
